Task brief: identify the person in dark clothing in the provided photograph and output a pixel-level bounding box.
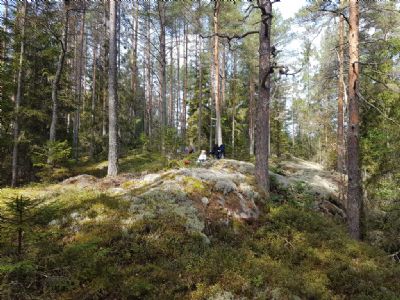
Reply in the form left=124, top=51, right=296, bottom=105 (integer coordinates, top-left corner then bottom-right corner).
left=210, top=144, right=219, bottom=158
left=188, top=145, right=195, bottom=154
left=217, top=144, right=225, bottom=159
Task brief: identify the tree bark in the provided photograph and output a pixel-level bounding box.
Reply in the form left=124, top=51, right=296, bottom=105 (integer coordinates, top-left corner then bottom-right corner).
left=291, top=106, right=295, bottom=148
left=11, top=0, right=27, bottom=187
left=130, top=1, right=139, bottom=137
left=175, top=23, right=180, bottom=130
left=337, top=0, right=346, bottom=204
left=232, top=52, right=237, bottom=158
left=158, top=1, right=167, bottom=153
left=73, top=6, right=85, bottom=160
left=107, top=0, right=118, bottom=176
left=102, top=0, right=108, bottom=137
left=255, top=0, right=272, bottom=195
left=213, top=1, right=222, bottom=146
left=90, top=45, right=97, bottom=159
left=182, top=21, right=188, bottom=142
left=0, top=0, right=8, bottom=101
left=169, top=31, right=174, bottom=127
left=1, top=0, right=7, bottom=61
left=49, top=0, right=70, bottom=145
left=198, top=36, right=203, bottom=149
left=145, top=3, right=152, bottom=138
left=249, top=73, right=255, bottom=156
left=347, top=0, right=362, bottom=240
left=221, top=42, right=226, bottom=109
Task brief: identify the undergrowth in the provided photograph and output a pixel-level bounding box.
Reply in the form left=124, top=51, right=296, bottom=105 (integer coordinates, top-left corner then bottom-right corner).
left=1, top=189, right=399, bottom=299
left=1, top=156, right=399, bottom=299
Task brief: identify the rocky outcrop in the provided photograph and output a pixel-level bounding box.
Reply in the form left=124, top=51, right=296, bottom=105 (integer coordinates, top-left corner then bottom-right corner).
left=61, top=161, right=261, bottom=233
left=62, top=174, right=98, bottom=188
left=61, top=157, right=345, bottom=229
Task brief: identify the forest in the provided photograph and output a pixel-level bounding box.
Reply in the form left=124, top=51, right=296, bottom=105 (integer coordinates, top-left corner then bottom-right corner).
left=0, top=0, right=400, bottom=299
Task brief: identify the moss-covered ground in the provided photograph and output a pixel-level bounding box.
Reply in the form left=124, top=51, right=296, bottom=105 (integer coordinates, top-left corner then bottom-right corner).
left=1, top=154, right=399, bottom=299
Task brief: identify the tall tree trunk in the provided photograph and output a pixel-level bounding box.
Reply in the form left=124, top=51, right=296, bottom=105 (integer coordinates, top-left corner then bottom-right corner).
left=169, top=32, right=174, bottom=127
left=130, top=1, right=139, bottom=137
left=73, top=7, right=85, bottom=160
left=117, top=3, right=120, bottom=72
left=175, top=23, right=180, bottom=130
left=49, top=0, right=70, bottom=145
left=158, top=1, right=167, bottom=153
left=107, top=0, right=118, bottom=176
left=255, top=0, right=272, bottom=195
left=209, top=54, right=214, bottom=151
left=337, top=0, right=346, bottom=203
left=11, top=0, right=27, bottom=187
left=1, top=0, right=7, bottom=60
left=347, top=0, right=362, bottom=240
left=232, top=52, right=237, bottom=158
left=213, top=1, right=222, bottom=146
left=82, top=29, right=87, bottom=113
left=249, top=73, right=255, bottom=156
left=102, top=86, right=107, bottom=136
left=198, top=36, right=203, bottom=149
left=102, top=0, right=108, bottom=137
left=90, top=45, right=97, bottom=159
left=145, top=3, right=152, bottom=138
left=291, top=106, right=295, bottom=148
left=221, top=42, right=226, bottom=109
left=0, top=0, right=8, bottom=101
left=276, top=119, right=281, bottom=158
left=182, top=21, right=188, bottom=143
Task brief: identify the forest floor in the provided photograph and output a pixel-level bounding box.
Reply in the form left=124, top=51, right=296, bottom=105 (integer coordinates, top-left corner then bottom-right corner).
left=1, top=153, right=399, bottom=299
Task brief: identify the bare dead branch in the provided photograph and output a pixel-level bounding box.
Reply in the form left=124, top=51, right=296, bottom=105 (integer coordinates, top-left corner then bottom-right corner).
left=200, top=30, right=259, bottom=42
left=318, top=8, right=350, bottom=25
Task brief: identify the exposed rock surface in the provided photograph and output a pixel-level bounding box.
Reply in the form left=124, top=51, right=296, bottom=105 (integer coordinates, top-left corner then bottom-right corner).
left=62, top=174, right=97, bottom=188
left=273, top=157, right=341, bottom=201
left=61, top=157, right=345, bottom=229
left=270, top=157, right=346, bottom=218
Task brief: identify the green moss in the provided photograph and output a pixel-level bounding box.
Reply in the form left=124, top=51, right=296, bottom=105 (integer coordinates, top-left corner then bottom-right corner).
left=182, top=176, right=207, bottom=195
left=1, top=181, right=400, bottom=299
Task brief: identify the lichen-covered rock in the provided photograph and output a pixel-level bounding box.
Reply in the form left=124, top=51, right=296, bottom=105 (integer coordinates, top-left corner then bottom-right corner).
left=209, top=291, right=235, bottom=300
left=214, top=179, right=237, bottom=195
left=62, top=174, right=97, bottom=188
left=214, top=159, right=254, bottom=175
left=238, top=182, right=259, bottom=201
left=110, top=187, right=126, bottom=194
left=58, top=156, right=346, bottom=232
left=277, top=157, right=340, bottom=201
left=142, top=173, right=162, bottom=184
left=127, top=188, right=205, bottom=234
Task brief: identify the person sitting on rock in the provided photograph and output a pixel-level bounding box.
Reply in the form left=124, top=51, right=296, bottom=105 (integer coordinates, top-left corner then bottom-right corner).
left=188, top=144, right=195, bottom=154
left=210, top=144, right=219, bottom=158
left=217, top=144, right=225, bottom=159
left=197, top=150, right=207, bottom=163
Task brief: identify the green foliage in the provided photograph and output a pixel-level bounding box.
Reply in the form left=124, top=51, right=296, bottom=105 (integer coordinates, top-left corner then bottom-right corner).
left=0, top=195, right=51, bottom=257
left=164, top=126, right=183, bottom=155
left=270, top=175, right=314, bottom=208
left=1, top=181, right=399, bottom=299
left=31, top=140, right=72, bottom=182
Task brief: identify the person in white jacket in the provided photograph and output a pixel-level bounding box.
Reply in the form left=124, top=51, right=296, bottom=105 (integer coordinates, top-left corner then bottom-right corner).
left=197, top=150, right=207, bottom=163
